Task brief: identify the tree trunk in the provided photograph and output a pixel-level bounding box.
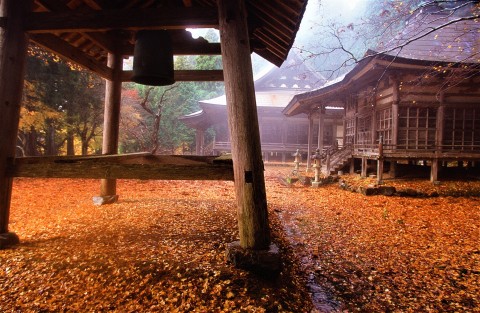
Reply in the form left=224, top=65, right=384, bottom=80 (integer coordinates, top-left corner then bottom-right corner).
left=81, top=136, right=89, bottom=155
left=66, top=129, right=75, bottom=156
left=45, top=122, right=57, bottom=155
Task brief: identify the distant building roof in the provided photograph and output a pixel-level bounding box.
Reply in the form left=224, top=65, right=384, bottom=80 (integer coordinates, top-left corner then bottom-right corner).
left=378, top=4, right=479, bottom=63
left=180, top=51, right=327, bottom=129
left=284, top=52, right=480, bottom=116
left=254, top=51, right=325, bottom=91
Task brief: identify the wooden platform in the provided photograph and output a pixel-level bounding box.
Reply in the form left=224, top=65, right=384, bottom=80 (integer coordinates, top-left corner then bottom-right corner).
left=8, top=153, right=234, bottom=181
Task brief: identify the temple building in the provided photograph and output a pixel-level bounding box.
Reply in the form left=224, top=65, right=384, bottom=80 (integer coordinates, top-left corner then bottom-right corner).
left=180, top=52, right=344, bottom=162
left=283, top=6, right=480, bottom=181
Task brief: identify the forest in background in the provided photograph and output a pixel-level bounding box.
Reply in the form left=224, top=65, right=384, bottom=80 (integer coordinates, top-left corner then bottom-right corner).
left=19, top=30, right=223, bottom=157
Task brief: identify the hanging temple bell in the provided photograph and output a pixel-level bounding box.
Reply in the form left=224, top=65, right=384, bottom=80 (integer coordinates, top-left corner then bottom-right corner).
left=132, top=30, right=175, bottom=86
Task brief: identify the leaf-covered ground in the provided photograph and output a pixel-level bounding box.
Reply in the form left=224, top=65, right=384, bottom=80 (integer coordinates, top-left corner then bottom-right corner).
left=1, top=166, right=479, bottom=312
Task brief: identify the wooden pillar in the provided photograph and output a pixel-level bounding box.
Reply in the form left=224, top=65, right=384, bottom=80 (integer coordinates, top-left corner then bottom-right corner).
left=431, top=158, right=439, bottom=182
left=389, top=161, right=397, bottom=178
left=361, top=157, right=368, bottom=178
left=318, top=107, right=325, bottom=152
left=350, top=158, right=355, bottom=174
left=195, top=129, right=205, bottom=155
left=99, top=51, right=123, bottom=200
left=377, top=160, right=384, bottom=184
left=436, top=92, right=445, bottom=152
left=371, top=100, right=377, bottom=144
left=332, top=118, right=338, bottom=145
left=391, top=77, right=399, bottom=149
left=377, top=136, right=384, bottom=184
left=0, top=0, right=29, bottom=243
left=218, top=0, right=270, bottom=250
left=306, top=113, right=313, bottom=170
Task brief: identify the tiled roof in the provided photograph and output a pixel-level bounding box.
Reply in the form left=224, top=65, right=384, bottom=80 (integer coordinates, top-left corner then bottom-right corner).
left=378, top=6, right=479, bottom=63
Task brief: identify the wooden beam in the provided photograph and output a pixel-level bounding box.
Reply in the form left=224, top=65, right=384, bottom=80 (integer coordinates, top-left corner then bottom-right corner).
left=30, top=33, right=113, bottom=79
left=9, top=154, right=234, bottom=181
left=120, top=39, right=222, bottom=56
left=32, top=0, right=123, bottom=54
left=122, top=41, right=221, bottom=56
left=122, top=70, right=224, bottom=82
left=26, top=7, right=218, bottom=33
left=82, top=31, right=120, bottom=54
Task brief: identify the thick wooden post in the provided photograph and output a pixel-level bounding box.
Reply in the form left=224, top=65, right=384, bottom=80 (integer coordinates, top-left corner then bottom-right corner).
left=195, top=129, right=205, bottom=155
left=318, top=107, right=325, bottom=152
left=436, top=92, right=445, bottom=152
left=99, top=51, right=123, bottom=202
left=306, top=113, right=313, bottom=171
left=0, top=0, right=29, bottom=245
left=350, top=157, right=355, bottom=174
left=389, top=161, right=397, bottom=178
left=391, top=78, right=399, bottom=149
left=361, top=157, right=368, bottom=178
left=377, top=136, right=384, bottom=184
left=218, top=0, right=270, bottom=250
left=431, top=159, right=439, bottom=182
left=371, top=93, right=377, bottom=144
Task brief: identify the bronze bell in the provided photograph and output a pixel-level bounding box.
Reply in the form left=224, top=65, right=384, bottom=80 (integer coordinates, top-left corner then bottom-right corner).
left=132, top=30, right=175, bottom=86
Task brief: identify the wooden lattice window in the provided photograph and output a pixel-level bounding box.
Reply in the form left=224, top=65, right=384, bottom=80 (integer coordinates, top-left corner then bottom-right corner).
left=376, top=108, right=392, bottom=144
left=356, top=115, right=372, bottom=145
left=397, top=107, right=437, bottom=149
left=286, top=123, right=309, bottom=144
left=345, top=118, right=355, bottom=144
left=443, top=108, right=480, bottom=150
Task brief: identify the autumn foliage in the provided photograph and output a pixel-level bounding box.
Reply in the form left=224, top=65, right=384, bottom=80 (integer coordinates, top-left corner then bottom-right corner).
left=1, top=166, right=479, bottom=312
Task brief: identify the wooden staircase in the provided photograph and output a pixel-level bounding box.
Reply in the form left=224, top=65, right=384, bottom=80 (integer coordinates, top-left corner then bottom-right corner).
left=321, top=144, right=353, bottom=175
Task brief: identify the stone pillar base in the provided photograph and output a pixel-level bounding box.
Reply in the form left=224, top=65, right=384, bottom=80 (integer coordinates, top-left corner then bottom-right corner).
left=311, top=182, right=321, bottom=188
left=0, top=232, right=19, bottom=249
left=226, top=241, right=281, bottom=276
left=92, top=195, right=119, bottom=206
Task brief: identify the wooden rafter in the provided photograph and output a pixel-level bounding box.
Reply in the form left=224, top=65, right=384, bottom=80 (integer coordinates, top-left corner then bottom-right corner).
left=30, top=33, right=113, bottom=79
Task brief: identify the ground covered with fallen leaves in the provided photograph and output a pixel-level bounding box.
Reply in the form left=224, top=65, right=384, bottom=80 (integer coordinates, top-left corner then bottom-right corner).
left=1, top=165, right=479, bottom=312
